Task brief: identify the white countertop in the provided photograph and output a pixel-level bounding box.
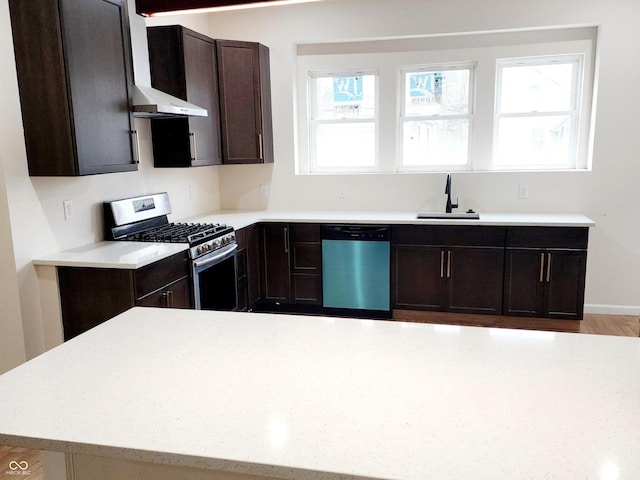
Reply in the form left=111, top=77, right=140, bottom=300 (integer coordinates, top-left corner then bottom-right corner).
left=32, top=210, right=595, bottom=268
left=189, top=209, right=596, bottom=230
left=0, top=307, right=637, bottom=480
left=33, top=241, right=188, bottom=269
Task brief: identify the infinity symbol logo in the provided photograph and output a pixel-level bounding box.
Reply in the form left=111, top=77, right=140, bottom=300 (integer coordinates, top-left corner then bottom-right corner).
left=9, top=461, right=29, bottom=471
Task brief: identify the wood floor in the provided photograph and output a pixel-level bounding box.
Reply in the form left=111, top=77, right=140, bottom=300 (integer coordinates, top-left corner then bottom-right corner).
left=394, top=311, right=640, bottom=337
left=0, top=445, right=43, bottom=480
left=1, top=313, right=638, bottom=480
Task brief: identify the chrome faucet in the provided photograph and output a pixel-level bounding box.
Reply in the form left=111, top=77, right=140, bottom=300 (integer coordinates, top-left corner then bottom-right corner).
left=445, top=173, right=458, bottom=213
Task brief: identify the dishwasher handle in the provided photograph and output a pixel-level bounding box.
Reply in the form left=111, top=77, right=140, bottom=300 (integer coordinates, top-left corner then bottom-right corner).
left=321, top=225, right=390, bottom=241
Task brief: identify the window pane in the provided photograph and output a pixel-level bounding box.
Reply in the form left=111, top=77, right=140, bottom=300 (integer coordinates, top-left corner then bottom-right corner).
left=495, top=115, right=573, bottom=167
left=499, top=62, right=575, bottom=114
left=404, top=69, right=470, bottom=116
left=314, top=74, right=376, bottom=120
left=402, top=119, right=469, bottom=167
left=315, top=122, right=376, bottom=169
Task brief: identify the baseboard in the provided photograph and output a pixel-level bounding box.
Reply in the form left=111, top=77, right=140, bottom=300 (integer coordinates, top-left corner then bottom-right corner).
left=584, top=304, right=640, bottom=316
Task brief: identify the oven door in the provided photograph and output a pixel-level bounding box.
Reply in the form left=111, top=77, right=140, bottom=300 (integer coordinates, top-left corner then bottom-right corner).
left=192, top=243, right=238, bottom=311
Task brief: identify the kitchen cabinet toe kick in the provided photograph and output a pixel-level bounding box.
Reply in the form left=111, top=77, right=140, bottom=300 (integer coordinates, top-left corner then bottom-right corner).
left=392, top=309, right=582, bottom=332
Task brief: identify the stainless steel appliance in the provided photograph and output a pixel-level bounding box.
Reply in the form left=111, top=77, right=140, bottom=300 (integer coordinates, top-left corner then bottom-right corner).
left=321, top=225, right=391, bottom=313
left=104, top=192, right=237, bottom=311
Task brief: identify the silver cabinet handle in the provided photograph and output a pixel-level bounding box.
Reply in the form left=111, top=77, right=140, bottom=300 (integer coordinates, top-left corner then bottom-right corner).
left=546, top=253, right=552, bottom=283
left=131, top=130, right=140, bottom=164
left=440, top=250, right=445, bottom=278
left=539, top=253, right=545, bottom=283
left=161, top=292, right=167, bottom=307
left=189, top=132, right=198, bottom=162
left=258, top=133, right=263, bottom=160
left=447, top=250, right=451, bottom=278
left=284, top=226, right=289, bottom=254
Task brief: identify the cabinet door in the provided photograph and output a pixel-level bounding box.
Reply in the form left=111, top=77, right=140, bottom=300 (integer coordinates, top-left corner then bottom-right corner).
left=246, top=225, right=262, bottom=308
left=392, top=246, right=445, bottom=310
left=260, top=224, right=290, bottom=302
left=136, top=276, right=192, bottom=309
left=289, top=224, right=322, bottom=305
left=544, top=250, right=587, bottom=320
left=148, top=26, right=222, bottom=167
left=235, top=228, right=249, bottom=311
left=58, top=267, right=134, bottom=341
left=446, top=247, right=504, bottom=315
left=503, top=249, right=545, bottom=317
left=63, top=0, right=137, bottom=174
left=10, top=0, right=137, bottom=175
left=134, top=251, right=191, bottom=300
left=217, top=40, right=273, bottom=164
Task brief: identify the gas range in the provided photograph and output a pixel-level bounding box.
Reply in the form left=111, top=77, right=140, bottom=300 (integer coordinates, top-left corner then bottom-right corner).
left=104, top=192, right=236, bottom=260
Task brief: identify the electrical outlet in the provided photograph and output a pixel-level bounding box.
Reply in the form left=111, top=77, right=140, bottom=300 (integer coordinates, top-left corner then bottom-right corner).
left=63, top=200, right=73, bottom=220
left=338, top=185, right=347, bottom=199
left=259, top=184, right=269, bottom=198
left=189, top=185, right=196, bottom=201
left=517, top=184, right=529, bottom=199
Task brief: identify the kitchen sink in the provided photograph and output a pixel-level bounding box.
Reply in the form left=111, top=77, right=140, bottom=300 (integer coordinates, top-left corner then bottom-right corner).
left=417, top=212, right=480, bottom=220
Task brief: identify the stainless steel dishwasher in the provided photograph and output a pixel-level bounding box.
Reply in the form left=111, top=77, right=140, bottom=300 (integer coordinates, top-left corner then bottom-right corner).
left=321, top=225, right=390, bottom=313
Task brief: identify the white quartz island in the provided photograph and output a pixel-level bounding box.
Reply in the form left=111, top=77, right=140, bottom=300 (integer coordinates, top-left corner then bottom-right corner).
left=0, top=307, right=638, bottom=480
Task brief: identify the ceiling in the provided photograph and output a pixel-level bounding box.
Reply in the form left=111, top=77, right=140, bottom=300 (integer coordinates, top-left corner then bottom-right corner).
left=136, top=0, right=312, bottom=16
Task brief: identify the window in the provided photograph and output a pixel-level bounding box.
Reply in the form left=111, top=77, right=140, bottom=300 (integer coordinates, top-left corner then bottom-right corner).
left=494, top=55, right=583, bottom=169
left=309, top=71, right=378, bottom=172
left=296, top=27, right=596, bottom=174
left=399, top=64, right=474, bottom=171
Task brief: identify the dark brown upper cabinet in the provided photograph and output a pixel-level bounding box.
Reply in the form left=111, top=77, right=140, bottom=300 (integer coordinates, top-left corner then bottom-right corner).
left=147, top=25, right=222, bottom=167
left=217, top=40, right=274, bottom=164
left=9, top=0, right=138, bottom=176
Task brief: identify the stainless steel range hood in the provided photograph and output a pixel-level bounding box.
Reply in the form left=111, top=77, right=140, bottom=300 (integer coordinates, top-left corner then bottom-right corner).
left=132, top=85, right=207, bottom=118
left=127, top=1, right=207, bottom=118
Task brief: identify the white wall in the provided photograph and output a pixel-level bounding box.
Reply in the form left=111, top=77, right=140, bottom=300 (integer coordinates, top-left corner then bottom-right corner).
left=1, top=0, right=639, bottom=370
left=0, top=2, right=223, bottom=362
left=185, top=0, right=638, bottom=314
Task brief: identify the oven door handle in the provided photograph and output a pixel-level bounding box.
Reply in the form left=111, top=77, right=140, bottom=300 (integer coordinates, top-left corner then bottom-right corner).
left=193, top=243, right=238, bottom=269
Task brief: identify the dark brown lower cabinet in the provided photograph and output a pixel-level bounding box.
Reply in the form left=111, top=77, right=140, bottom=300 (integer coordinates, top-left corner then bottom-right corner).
left=260, top=223, right=290, bottom=303
left=503, top=227, right=588, bottom=320
left=503, top=249, right=587, bottom=320
left=289, top=224, right=322, bottom=305
left=392, top=245, right=504, bottom=315
left=58, top=251, right=192, bottom=340
left=259, top=223, right=322, bottom=306
left=391, top=225, right=506, bottom=315
left=236, top=225, right=261, bottom=311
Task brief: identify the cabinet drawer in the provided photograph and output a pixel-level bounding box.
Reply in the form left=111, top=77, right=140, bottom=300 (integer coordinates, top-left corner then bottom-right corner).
left=506, top=227, right=589, bottom=249
left=136, top=276, right=192, bottom=308
left=290, top=223, right=320, bottom=242
left=291, top=273, right=322, bottom=305
left=392, top=225, right=506, bottom=247
left=135, top=251, right=190, bottom=299
left=290, top=243, right=321, bottom=273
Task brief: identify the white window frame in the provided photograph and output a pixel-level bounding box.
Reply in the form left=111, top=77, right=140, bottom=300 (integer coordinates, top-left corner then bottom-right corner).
left=308, top=70, right=379, bottom=173
left=295, top=26, right=597, bottom=175
left=493, top=54, right=584, bottom=171
left=398, top=63, right=476, bottom=172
